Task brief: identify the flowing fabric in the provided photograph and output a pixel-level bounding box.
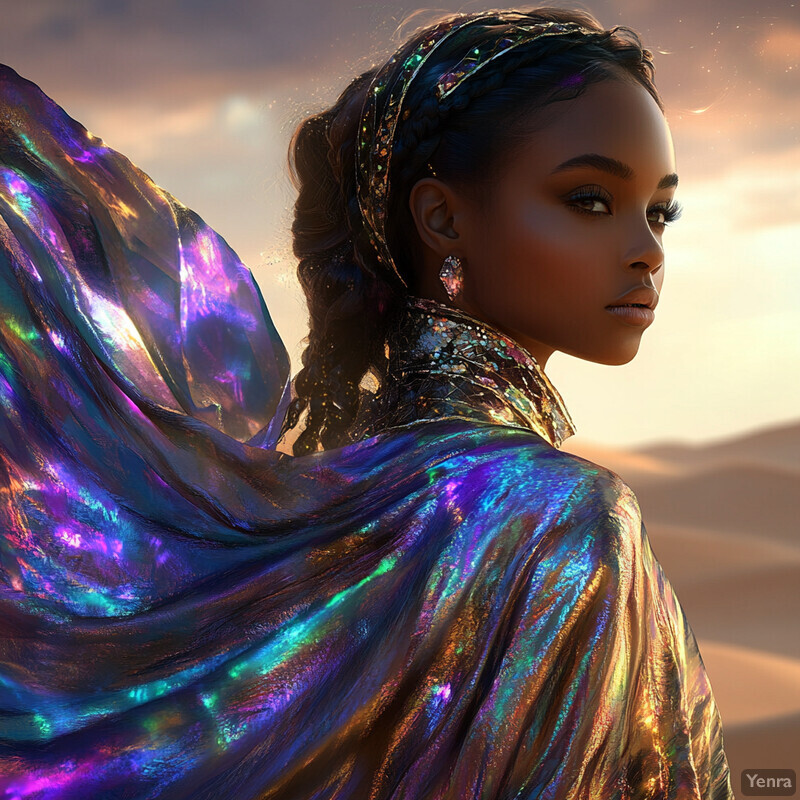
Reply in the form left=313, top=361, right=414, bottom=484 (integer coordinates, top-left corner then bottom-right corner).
left=0, top=65, right=735, bottom=800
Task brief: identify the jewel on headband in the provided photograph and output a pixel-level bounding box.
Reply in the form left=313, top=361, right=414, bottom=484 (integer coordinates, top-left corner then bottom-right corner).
left=434, top=21, right=590, bottom=101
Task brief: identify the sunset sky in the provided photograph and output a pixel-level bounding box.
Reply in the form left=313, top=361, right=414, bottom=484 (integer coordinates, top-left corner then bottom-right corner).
left=1, top=0, right=797, bottom=448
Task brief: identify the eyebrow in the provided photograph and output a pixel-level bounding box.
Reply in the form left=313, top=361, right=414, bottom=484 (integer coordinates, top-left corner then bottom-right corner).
left=550, top=153, right=679, bottom=189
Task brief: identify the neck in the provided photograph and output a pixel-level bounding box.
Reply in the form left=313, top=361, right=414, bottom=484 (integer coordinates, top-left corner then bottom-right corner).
left=445, top=299, right=557, bottom=371
left=348, top=295, right=576, bottom=448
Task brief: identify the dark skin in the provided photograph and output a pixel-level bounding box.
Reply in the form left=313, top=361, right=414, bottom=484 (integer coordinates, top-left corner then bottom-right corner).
left=407, top=72, right=678, bottom=371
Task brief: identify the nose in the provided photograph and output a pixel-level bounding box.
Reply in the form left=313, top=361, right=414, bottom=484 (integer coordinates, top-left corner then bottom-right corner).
left=625, top=221, right=664, bottom=275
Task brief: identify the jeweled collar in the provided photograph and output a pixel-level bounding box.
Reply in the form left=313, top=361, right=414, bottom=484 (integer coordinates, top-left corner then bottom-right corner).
left=349, top=295, right=577, bottom=448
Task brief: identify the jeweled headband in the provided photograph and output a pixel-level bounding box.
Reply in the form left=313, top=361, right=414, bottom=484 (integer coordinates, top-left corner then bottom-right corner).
left=355, top=11, right=595, bottom=286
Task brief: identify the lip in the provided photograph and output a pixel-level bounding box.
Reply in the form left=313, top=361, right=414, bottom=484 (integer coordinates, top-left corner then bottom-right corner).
left=605, top=286, right=659, bottom=310
left=605, top=305, right=655, bottom=327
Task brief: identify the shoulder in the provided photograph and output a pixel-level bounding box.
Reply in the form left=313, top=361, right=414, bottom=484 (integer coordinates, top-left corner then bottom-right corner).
left=388, top=420, right=644, bottom=542
left=453, top=436, right=645, bottom=562
left=472, top=435, right=641, bottom=511
left=509, top=446, right=647, bottom=591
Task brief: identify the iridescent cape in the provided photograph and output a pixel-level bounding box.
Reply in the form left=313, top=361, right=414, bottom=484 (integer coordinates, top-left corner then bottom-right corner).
left=0, top=65, right=734, bottom=799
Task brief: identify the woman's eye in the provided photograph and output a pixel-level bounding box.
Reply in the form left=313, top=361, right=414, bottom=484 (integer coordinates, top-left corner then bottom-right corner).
left=648, top=201, right=683, bottom=228
left=566, top=186, right=612, bottom=216
left=572, top=196, right=610, bottom=214
left=567, top=187, right=684, bottom=230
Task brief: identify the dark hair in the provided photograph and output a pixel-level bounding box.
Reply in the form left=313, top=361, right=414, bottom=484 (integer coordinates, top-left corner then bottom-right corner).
left=279, top=6, right=662, bottom=456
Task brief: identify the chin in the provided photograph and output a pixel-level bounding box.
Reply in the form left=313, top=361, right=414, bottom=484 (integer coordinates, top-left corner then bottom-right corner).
left=607, top=350, right=639, bottom=366
left=607, top=340, right=642, bottom=365
left=567, top=341, right=641, bottom=366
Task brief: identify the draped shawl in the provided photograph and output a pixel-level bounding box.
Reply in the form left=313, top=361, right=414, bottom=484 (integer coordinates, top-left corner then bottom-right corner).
left=0, top=65, right=734, bottom=800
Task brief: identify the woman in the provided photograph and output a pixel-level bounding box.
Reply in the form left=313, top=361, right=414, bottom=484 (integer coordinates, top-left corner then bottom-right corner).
left=0, top=6, right=734, bottom=799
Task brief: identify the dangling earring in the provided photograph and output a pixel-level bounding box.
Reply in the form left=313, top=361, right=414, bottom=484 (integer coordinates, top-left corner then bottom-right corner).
left=439, top=255, right=463, bottom=301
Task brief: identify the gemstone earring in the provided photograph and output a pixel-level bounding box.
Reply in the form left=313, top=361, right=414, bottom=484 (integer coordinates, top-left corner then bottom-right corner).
left=439, top=255, right=464, bottom=301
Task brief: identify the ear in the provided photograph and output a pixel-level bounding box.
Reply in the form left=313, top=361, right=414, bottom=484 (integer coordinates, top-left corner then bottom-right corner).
left=408, top=177, right=466, bottom=258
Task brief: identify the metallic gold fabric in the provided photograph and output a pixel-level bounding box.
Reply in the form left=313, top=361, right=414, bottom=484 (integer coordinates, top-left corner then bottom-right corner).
left=0, top=65, right=734, bottom=799
left=348, top=295, right=577, bottom=448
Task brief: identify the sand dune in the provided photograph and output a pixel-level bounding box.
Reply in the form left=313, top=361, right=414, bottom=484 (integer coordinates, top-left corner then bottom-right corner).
left=688, top=640, right=800, bottom=790
left=669, top=563, right=800, bottom=660
left=635, top=418, right=800, bottom=473
left=644, top=522, right=800, bottom=584
left=564, top=440, right=799, bottom=545
left=721, top=709, right=800, bottom=788
left=696, top=640, right=800, bottom=727
left=632, top=463, right=800, bottom=544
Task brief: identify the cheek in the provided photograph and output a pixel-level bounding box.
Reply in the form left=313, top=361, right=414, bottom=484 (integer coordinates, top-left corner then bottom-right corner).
left=500, top=198, right=593, bottom=258
left=500, top=207, right=595, bottom=288
left=517, top=237, right=611, bottom=320
left=478, top=194, right=607, bottom=312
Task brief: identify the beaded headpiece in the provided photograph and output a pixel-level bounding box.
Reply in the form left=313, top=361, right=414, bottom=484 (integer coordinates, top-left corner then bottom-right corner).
left=355, top=11, right=595, bottom=286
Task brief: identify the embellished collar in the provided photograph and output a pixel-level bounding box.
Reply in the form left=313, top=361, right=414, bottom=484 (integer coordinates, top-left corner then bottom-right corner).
left=348, top=295, right=576, bottom=448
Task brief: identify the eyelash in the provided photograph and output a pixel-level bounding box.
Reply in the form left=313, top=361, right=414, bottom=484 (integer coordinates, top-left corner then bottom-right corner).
left=567, top=185, right=683, bottom=229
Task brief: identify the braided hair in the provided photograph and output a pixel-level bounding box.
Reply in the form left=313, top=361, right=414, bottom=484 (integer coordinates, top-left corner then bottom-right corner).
left=279, top=6, right=662, bottom=456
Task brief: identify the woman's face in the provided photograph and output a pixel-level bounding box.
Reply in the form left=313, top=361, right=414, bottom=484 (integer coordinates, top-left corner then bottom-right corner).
left=426, top=75, right=678, bottom=370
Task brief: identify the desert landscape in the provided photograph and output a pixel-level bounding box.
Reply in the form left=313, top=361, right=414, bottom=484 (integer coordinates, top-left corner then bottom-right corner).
left=561, top=418, right=800, bottom=790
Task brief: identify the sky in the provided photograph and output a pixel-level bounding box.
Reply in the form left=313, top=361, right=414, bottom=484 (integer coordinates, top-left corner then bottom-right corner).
left=0, top=0, right=797, bottom=449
